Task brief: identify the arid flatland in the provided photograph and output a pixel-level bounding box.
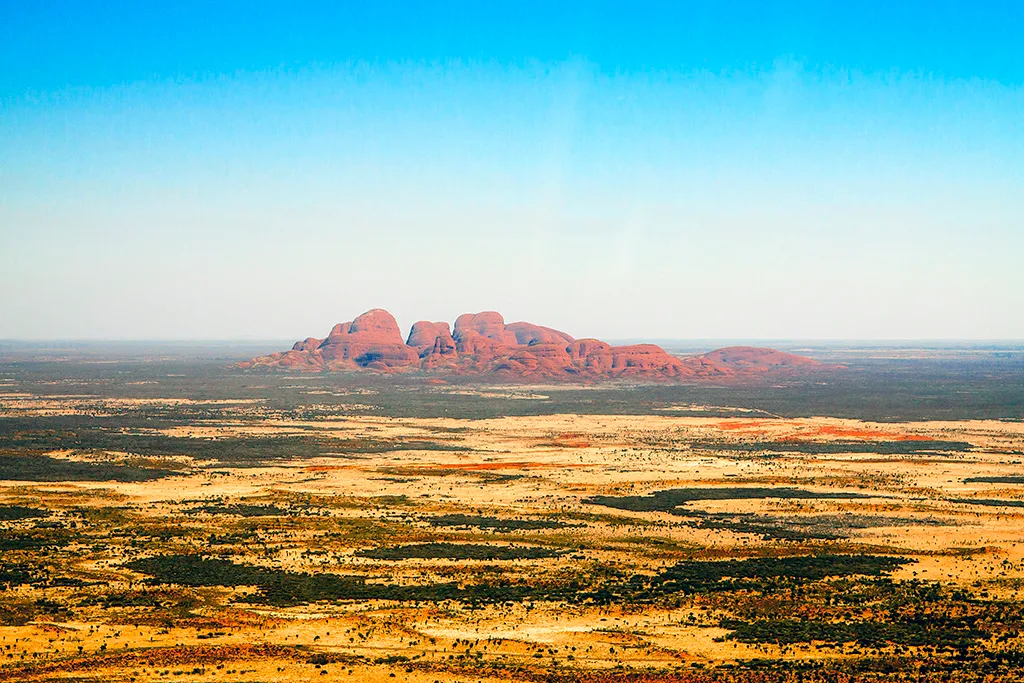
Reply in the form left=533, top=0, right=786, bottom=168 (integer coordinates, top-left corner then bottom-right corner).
left=1, top=345, right=1023, bottom=682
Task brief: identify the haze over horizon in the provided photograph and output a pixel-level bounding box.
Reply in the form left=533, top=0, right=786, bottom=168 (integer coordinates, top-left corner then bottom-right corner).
left=2, top=2, right=1022, bottom=341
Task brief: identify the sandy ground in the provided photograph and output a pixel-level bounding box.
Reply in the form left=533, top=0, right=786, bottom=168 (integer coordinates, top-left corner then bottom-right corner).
left=2, top=406, right=1023, bottom=681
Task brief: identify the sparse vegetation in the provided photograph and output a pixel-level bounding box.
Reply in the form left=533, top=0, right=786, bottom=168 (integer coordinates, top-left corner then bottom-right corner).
left=425, top=513, right=569, bottom=531
left=0, top=348, right=1022, bottom=681
left=355, top=542, right=559, bottom=560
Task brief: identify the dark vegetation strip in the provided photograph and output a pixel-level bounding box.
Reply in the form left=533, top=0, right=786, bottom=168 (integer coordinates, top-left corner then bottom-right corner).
left=640, top=512, right=950, bottom=542
left=587, top=487, right=871, bottom=513
left=623, top=554, right=911, bottom=598
left=0, top=562, right=35, bottom=586
left=0, top=528, right=80, bottom=550
left=0, top=559, right=86, bottom=589
left=0, top=453, right=176, bottom=482
left=663, top=511, right=841, bottom=541
left=0, top=417, right=466, bottom=465
left=722, top=617, right=984, bottom=648
left=355, top=542, right=559, bottom=561
left=186, top=504, right=291, bottom=517
left=425, top=514, right=568, bottom=531
left=949, top=498, right=1024, bottom=508
left=126, top=555, right=545, bottom=606
left=714, top=575, right=1024, bottom=651
left=126, top=553, right=909, bottom=608
left=0, top=505, right=47, bottom=520
left=965, top=476, right=1024, bottom=484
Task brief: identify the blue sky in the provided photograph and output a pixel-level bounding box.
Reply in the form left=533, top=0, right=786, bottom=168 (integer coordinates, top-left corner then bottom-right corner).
left=2, top=2, right=1022, bottom=340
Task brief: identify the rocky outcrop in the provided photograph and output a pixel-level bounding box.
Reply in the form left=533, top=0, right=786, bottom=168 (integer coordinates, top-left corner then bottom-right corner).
left=453, top=312, right=520, bottom=346
left=292, top=337, right=323, bottom=352
left=245, top=309, right=419, bottom=372
left=407, top=321, right=452, bottom=350
left=240, top=309, right=824, bottom=380
left=505, top=322, right=575, bottom=346
left=407, top=321, right=459, bottom=369
left=698, top=346, right=820, bottom=372
left=316, top=309, right=420, bottom=370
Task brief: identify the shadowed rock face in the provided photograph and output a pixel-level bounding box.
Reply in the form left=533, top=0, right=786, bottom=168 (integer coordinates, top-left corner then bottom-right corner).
left=240, top=309, right=824, bottom=380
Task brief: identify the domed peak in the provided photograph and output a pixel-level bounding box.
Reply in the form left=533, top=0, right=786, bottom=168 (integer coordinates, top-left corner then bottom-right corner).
left=567, top=338, right=611, bottom=360
left=347, top=308, right=404, bottom=344
left=506, top=321, right=574, bottom=346
left=292, top=337, right=323, bottom=352
left=699, top=346, right=821, bottom=370
left=407, top=321, right=453, bottom=348
left=453, top=311, right=516, bottom=345
left=327, top=322, right=352, bottom=337
left=454, top=310, right=504, bottom=329
left=242, top=307, right=828, bottom=381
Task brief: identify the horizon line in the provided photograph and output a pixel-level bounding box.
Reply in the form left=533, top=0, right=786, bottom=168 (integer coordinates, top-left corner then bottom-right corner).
left=2, top=338, right=1023, bottom=345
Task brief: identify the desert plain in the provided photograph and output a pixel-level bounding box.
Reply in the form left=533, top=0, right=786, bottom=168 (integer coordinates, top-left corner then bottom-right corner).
left=1, top=346, right=1023, bottom=682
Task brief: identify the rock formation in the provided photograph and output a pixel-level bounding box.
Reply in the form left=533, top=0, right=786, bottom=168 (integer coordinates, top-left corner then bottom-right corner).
left=239, top=308, right=824, bottom=380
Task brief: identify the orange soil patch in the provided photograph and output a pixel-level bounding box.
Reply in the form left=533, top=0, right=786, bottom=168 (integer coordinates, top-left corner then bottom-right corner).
left=552, top=432, right=591, bottom=448
left=0, top=643, right=295, bottom=682
left=715, top=420, right=797, bottom=432
left=806, top=425, right=931, bottom=441
left=418, top=461, right=580, bottom=471
left=179, top=608, right=281, bottom=629
left=714, top=421, right=929, bottom=442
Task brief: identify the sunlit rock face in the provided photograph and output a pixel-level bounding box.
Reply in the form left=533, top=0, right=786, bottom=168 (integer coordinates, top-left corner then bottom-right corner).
left=240, top=308, right=823, bottom=380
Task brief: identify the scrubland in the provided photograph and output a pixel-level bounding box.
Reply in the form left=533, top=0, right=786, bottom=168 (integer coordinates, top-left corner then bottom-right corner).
left=1, top=358, right=1023, bottom=682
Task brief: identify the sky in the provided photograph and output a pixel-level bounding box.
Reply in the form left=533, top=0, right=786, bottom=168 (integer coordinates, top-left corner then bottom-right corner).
left=1, top=1, right=1022, bottom=340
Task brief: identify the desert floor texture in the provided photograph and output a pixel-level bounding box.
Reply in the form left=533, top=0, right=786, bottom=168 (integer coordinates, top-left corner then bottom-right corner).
left=2, top=370, right=1024, bottom=682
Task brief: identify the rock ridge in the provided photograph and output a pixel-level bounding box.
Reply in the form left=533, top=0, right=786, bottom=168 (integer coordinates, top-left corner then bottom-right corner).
left=239, top=308, right=823, bottom=380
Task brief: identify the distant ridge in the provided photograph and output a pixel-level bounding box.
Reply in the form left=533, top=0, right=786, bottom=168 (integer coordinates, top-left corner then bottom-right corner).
left=239, top=309, right=823, bottom=381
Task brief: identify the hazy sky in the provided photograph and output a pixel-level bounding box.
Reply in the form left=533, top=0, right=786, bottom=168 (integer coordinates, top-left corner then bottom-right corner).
left=2, top=2, right=1022, bottom=340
